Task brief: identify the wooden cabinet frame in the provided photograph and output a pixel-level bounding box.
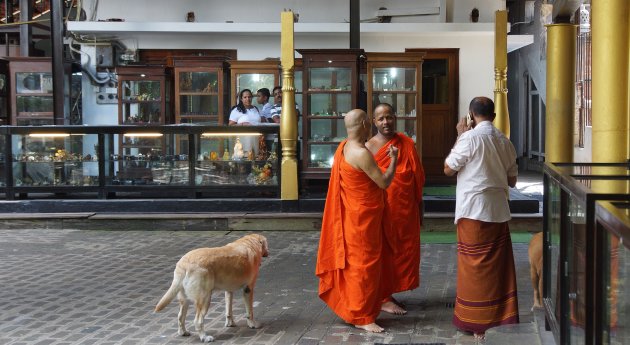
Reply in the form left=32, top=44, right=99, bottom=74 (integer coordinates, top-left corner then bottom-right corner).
left=173, top=57, right=229, bottom=125
left=116, top=65, right=170, bottom=125
left=297, top=49, right=364, bottom=180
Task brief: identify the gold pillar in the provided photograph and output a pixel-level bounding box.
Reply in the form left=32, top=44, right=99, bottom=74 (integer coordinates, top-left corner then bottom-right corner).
left=592, top=0, right=629, bottom=163
left=280, top=10, right=299, bottom=200
left=494, top=10, right=510, bottom=138
left=545, top=24, right=577, bottom=163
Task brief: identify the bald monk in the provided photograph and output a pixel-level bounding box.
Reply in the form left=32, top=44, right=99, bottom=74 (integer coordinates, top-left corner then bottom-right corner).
left=315, top=109, right=399, bottom=333
left=366, top=103, right=425, bottom=315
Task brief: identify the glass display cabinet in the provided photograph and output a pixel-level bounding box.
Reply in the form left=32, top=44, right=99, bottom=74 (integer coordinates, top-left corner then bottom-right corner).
left=298, top=49, right=363, bottom=180
left=117, top=65, right=170, bottom=125
left=543, top=162, right=630, bottom=345
left=10, top=132, right=100, bottom=195
left=0, top=125, right=279, bottom=199
left=594, top=200, right=630, bottom=345
left=195, top=131, right=278, bottom=188
left=366, top=52, right=424, bottom=148
left=5, top=57, right=55, bottom=125
left=173, top=57, right=228, bottom=125
left=0, top=59, right=8, bottom=125
left=229, top=60, right=279, bottom=107
left=0, top=133, right=5, bottom=188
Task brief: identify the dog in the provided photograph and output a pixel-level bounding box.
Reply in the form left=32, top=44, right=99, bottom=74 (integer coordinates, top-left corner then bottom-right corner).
left=155, top=234, right=269, bottom=342
left=528, top=232, right=543, bottom=310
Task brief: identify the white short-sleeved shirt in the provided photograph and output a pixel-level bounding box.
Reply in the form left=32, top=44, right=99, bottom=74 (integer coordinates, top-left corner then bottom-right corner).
left=260, top=103, right=273, bottom=120
left=444, top=121, right=518, bottom=224
left=229, top=107, right=261, bottom=125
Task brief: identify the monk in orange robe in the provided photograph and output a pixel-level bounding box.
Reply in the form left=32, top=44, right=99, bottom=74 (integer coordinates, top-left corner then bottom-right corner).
left=316, top=109, right=399, bottom=333
left=366, top=103, right=425, bottom=315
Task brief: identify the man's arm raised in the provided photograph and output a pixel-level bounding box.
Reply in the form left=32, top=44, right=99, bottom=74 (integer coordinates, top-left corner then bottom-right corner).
left=360, top=145, right=398, bottom=189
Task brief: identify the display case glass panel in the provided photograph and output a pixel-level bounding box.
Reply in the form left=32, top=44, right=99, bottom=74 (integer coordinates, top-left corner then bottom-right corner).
left=422, top=59, right=449, bottom=104
left=0, top=134, right=5, bottom=186
left=16, top=72, right=53, bottom=94
left=567, top=196, right=587, bottom=345
left=177, top=71, right=220, bottom=124
left=546, top=178, right=562, bottom=326
left=14, top=72, right=54, bottom=123
left=12, top=134, right=99, bottom=186
left=604, top=226, right=629, bottom=345
left=0, top=71, right=7, bottom=125
left=309, top=93, right=351, bottom=116
left=371, top=67, right=416, bottom=91
left=308, top=143, right=337, bottom=168
left=308, top=67, right=352, bottom=91
left=120, top=80, right=163, bottom=124
left=308, top=119, right=346, bottom=142
left=195, top=133, right=278, bottom=186
left=108, top=133, right=189, bottom=186
left=236, top=73, right=275, bottom=96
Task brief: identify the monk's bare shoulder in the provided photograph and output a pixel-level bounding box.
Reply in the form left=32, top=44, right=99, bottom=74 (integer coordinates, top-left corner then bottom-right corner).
left=345, top=144, right=373, bottom=171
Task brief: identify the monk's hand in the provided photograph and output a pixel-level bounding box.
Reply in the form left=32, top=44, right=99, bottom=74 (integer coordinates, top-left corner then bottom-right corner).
left=456, top=117, right=472, bottom=137
left=388, top=145, right=399, bottom=161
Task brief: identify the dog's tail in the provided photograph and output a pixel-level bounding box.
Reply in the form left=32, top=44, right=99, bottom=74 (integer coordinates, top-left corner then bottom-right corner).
left=155, top=267, right=184, bottom=312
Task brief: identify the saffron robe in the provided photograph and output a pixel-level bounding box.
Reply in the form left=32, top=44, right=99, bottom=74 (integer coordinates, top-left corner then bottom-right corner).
left=374, top=133, right=425, bottom=295
left=453, top=218, right=520, bottom=333
left=316, top=140, right=386, bottom=325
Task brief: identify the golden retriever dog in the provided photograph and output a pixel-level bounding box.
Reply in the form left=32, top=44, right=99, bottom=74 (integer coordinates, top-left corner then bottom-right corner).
left=155, top=234, right=268, bottom=342
left=528, top=232, right=543, bottom=310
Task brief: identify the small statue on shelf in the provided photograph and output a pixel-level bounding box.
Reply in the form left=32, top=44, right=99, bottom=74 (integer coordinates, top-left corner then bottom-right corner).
left=210, top=151, right=218, bottom=161
left=256, top=135, right=268, bottom=161
left=232, top=137, right=244, bottom=160
left=222, top=149, right=230, bottom=161
left=247, top=150, right=254, bottom=161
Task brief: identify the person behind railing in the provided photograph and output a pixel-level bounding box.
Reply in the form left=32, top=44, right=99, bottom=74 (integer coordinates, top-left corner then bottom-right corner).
left=228, top=89, right=264, bottom=155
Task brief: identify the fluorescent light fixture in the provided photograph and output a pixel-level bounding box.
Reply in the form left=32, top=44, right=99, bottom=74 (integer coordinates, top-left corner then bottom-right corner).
left=29, top=133, right=70, bottom=138
left=123, top=133, right=163, bottom=137
left=202, top=132, right=261, bottom=137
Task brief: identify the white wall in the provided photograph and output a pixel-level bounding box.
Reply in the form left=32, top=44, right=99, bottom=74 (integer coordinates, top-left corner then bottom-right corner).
left=77, top=0, right=500, bottom=123
left=81, top=0, right=503, bottom=23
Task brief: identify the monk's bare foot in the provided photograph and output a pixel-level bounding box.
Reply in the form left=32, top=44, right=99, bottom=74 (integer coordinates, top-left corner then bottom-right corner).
left=381, top=301, right=407, bottom=315
left=355, top=323, right=384, bottom=333
left=474, top=332, right=485, bottom=340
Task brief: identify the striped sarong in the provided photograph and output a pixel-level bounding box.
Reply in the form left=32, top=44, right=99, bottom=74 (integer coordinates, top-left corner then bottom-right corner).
left=453, top=218, right=520, bottom=333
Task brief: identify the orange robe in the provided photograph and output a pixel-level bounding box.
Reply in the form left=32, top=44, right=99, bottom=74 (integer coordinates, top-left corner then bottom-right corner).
left=375, top=133, right=425, bottom=295
left=316, top=140, right=386, bottom=325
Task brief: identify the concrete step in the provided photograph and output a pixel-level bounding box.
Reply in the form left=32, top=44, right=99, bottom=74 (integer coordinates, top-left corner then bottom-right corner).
left=0, top=211, right=541, bottom=231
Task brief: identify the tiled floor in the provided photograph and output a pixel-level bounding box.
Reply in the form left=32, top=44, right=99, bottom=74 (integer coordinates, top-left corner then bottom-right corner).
left=0, top=229, right=546, bottom=345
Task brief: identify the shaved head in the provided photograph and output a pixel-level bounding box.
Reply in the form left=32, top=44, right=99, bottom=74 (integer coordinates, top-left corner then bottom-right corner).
left=344, top=109, right=367, bottom=130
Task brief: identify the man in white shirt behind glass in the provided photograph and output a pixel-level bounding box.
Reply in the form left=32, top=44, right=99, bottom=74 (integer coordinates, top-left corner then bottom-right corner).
left=443, top=96, right=519, bottom=341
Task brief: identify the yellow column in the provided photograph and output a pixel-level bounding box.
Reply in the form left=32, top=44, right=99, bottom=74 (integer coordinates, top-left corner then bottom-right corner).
left=545, top=24, right=577, bottom=163
left=592, top=0, right=629, bottom=163
left=494, top=10, right=510, bottom=138
left=280, top=10, right=298, bottom=200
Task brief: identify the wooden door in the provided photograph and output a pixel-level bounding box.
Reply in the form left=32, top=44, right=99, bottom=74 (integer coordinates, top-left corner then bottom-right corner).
left=406, top=48, right=458, bottom=184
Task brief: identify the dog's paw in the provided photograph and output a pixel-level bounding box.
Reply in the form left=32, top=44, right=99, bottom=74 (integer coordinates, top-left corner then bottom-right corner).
left=199, top=334, right=214, bottom=342
left=178, top=329, right=191, bottom=337
left=225, top=317, right=235, bottom=327
left=247, top=319, right=260, bottom=329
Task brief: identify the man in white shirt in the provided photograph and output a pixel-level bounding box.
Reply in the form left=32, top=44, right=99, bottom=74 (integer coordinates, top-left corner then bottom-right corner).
left=443, top=96, right=519, bottom=340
